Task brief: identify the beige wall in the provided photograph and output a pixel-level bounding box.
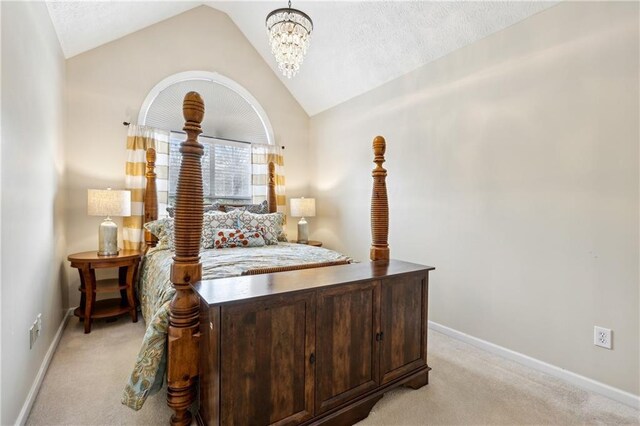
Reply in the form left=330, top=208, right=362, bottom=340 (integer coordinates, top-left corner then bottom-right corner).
left=65, top=6, right=310, bottom=307
left=309, top=2, right=639, bottom=395
left=1, top=1, right=67, bottom=423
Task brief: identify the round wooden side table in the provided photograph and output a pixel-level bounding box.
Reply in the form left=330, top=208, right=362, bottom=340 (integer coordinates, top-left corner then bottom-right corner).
left=68, top=250, right=141, bottom=333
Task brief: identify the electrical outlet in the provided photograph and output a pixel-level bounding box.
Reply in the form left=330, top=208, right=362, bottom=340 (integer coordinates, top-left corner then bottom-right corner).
left=29, top=314, right=43, bottom=349
left=29, top=322, right=37, bottom=349
left=36, top=313, right=42, bottom=337
left=594, top=326, right=612, bottom=349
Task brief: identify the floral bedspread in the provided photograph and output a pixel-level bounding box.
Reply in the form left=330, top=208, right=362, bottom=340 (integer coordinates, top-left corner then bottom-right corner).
left=122, top=243, right=352, bottom=410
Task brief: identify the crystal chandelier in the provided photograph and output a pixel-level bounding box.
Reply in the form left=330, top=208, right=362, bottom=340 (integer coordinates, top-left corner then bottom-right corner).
left=266, top=1, right=313, bottom=79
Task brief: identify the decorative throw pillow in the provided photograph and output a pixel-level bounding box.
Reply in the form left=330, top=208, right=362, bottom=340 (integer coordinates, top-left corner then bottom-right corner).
left=166, top=203, right=221, bottom=218
left=201, top=211, right=240, bottom=248
left=212, top=228, right=266, bottom=249
left=145, top=211, right=239, bottom=249
left=143, top=218, right=175, bottom=248
left=235, top=211, right=285, bottom=245
left=143, top=218, right=170, bottom=239
left=221, top=200, right=269, bottom=214
left=157, top=220, right=176, bottom=249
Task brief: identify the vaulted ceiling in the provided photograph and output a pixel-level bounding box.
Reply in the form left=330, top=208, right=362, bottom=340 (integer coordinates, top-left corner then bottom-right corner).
left=46, top=1, right=559, bottom=116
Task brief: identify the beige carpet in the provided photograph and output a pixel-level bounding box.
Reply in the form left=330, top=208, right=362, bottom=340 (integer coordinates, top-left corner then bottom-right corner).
left=27, top=316, right=639, bottom=426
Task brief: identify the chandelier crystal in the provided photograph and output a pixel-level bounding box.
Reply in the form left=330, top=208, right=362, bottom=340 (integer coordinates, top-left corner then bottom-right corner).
left=266, top=1, right=313, bottom=79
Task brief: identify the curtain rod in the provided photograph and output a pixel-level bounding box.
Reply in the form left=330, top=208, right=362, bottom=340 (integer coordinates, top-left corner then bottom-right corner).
left=122, top=122, right=284, bottom=149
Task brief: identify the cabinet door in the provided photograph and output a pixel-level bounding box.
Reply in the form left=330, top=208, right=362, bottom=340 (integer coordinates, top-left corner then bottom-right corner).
left=220, top=293, right=315, bottom=425
left=315, top=281, right=379, bottom=414
left=380, top=274, right=427, bottom=385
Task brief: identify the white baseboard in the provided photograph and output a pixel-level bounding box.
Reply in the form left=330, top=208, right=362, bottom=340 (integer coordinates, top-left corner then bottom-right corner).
left=428, top=320, right=640, bottom=410
left=15, top=308, right=73, bottom=425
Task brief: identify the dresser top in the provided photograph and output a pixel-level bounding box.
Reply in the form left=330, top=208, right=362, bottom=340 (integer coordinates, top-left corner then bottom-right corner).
left=192, top=259, right=434, bottom=306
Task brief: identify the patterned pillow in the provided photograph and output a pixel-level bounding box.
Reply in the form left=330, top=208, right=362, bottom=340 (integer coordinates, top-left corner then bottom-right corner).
left=143, top=218, right=176, bottom=249
left=166, top=203, right=221, bottom=218
left=235, top=211, right=285, bottom=245
left=212, top=229, right=266, bottom=249
left=221, top=200, right=268, bottom=214
left=146, top=211, right=239, bottom=249
left=202, top=212, right=240, bottom=248
left=143, top=218, right=171, bottom=239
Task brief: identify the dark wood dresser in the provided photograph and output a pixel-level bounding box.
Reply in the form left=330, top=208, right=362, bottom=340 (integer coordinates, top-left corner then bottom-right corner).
left=192, top=259, right=435, bottom=426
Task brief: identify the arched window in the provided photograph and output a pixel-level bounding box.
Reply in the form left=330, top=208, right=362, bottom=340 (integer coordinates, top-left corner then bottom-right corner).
left=139, top=71, right=274, bottom=202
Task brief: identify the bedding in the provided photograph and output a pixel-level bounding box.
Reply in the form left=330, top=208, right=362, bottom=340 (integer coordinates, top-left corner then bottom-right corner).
left=122, top=242, right=352, bottom=410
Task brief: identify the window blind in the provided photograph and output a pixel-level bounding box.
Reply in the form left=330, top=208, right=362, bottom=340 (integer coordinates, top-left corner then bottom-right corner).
left=168, top=132, right=251, bottom=201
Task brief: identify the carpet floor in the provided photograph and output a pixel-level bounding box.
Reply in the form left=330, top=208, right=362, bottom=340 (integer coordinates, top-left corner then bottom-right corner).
left=26, top=315, right=639, bottom=426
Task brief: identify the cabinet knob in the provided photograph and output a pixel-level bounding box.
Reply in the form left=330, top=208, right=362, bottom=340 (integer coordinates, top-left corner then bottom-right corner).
left=309, top=353, right=315, bottom=364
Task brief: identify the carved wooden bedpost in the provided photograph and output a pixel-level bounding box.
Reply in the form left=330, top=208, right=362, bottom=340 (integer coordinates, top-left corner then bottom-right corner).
left=167, top=92, right=204, bottom=426
left=144, top=148, right=158, bottom=250
left=268, top=161, right=277, bottom=213
left=370, top=136, right=389, bottom=261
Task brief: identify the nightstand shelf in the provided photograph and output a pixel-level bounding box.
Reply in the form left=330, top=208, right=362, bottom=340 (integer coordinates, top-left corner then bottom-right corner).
left=78, top=278, right=127, bottom=294
left=68, top=250, right=141, bottom=333
left=73, top=299, right=131, bottom=320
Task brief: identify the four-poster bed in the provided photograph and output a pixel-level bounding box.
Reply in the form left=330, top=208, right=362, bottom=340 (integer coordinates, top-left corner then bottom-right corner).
left=135, top=92, right=434, bottom=425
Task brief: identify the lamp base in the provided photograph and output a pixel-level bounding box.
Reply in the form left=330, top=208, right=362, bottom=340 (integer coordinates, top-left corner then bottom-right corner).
left=98, top=217, right=119, bottom=256
left=296, top=217, right=309, bottom=244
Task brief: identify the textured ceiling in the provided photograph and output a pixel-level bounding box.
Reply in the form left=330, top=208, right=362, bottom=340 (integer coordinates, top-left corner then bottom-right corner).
left=45, top=1, right=201, bottom=58
left=212, top=1, right=559, bottom=115
left=46, top=1, right=559, bottom=116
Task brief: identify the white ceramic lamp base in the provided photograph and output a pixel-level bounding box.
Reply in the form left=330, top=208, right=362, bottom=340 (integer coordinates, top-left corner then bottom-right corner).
left=297, top=217, right=309, bottom=244
left=98, top=217, right=119, bottom=256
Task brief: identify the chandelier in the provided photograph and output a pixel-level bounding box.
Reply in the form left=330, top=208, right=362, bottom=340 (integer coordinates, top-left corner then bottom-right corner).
left=266, top=1, right=313, bottom=79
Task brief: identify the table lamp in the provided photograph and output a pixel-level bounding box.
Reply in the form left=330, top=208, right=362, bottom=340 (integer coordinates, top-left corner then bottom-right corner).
left=290, top=197, right=316, bottom=244
left=88, top=188, right=131, bottom=256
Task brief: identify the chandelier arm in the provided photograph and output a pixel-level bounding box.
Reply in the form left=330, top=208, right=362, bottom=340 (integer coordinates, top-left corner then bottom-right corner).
left=267, top=21, right=313, bottom=34
left=266, top=8, right=313, bottom=30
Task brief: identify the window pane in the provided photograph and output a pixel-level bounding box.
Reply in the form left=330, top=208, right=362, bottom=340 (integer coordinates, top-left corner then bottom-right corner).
left=168, top=132, right=211, bottom=198
left=168, top=133, right=182, bottom=197
left=168, top=132, right=250, bottom=202
left=213, top=140, right=251, bottom=199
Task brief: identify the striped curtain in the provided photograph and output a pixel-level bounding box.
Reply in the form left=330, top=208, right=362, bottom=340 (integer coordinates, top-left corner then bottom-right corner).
left=251, top=144, right=286, bottom=215
left=123, top=125, right=169, bottom=250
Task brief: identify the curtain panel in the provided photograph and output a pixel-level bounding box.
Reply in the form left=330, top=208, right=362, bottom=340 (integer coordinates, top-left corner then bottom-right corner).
left=123, top=125, right=169, bottom=250
left=251, top=144, right=286, bottom=215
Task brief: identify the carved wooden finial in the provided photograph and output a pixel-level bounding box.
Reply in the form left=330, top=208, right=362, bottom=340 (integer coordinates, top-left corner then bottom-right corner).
left=373, top=135, right=386, bottom=159
left=146, top=147, right=156, bottom=165
left=182, top=91, right=204, bottom=125
left=167, top=92, right=205, bottom=426
left=370, top=136, right=389, bottom=262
